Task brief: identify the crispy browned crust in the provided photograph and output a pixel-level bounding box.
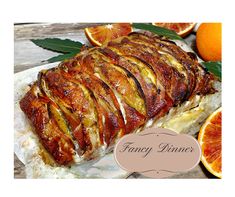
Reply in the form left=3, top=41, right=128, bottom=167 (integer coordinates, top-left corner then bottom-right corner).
left=97, top=47, right=172, bottom=119
left=39, top=68, right=101, bottom=158
left=19, top=84, right=75, bottom=165
left=63, top=71, right=126, bottom=146
left=107, top=36, right=189, bottom=104
left=78, top=51, right=147, bottom=131
left=20, top=32, right=215, bottom=165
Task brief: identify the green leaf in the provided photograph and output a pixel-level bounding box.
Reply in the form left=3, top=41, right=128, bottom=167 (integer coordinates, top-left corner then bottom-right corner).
left=31, top=38, right=83, bottom=53
left=47, top=52, right=79, bottom=63
left=201, top=61, right=221, bottom=79
left=133, top=23, right=184, bottom=41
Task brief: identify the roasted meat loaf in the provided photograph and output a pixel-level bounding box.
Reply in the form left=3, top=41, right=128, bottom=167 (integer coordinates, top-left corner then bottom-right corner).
left=20, top=32, right=215, bottom=165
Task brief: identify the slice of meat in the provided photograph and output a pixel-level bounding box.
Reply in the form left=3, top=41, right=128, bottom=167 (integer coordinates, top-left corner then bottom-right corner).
left=20, top=84, right=75, bottom=165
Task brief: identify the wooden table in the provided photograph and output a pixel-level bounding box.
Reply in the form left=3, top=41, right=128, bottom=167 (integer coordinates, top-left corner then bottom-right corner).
left=14, top=23, right=214, bottom=179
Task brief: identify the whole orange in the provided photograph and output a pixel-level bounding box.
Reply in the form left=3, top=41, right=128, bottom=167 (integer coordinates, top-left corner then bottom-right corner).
left=196, top=23, right=222, bottom=61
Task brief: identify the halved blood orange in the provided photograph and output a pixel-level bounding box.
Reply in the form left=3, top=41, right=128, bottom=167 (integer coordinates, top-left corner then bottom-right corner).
left=198, top=107, right=222, bottom=178
left=84, top=23, right=133, bottom=46
left=152, top=23, right=196, bottom=37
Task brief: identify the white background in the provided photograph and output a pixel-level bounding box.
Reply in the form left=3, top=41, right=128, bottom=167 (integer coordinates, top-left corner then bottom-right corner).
left=0, top=0, right=234, bottom=196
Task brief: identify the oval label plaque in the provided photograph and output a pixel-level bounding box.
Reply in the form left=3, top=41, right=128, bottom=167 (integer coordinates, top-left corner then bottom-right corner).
left=114, top=128, right=201, bottom=178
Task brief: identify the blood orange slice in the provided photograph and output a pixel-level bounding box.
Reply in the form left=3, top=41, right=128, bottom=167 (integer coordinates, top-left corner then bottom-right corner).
left=152, top=23, right=196, bottom=37
left=198, top=107, right=222, bottom=178
left=85, top=23, right=133, bottom=46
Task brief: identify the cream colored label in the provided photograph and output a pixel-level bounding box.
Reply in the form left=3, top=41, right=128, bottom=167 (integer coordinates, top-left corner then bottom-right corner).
left=114, top=128, right=201, bottom=178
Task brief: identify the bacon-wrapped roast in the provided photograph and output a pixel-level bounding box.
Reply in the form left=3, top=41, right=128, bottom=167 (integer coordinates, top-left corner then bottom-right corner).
left=20, top=32, right=215, bottom=165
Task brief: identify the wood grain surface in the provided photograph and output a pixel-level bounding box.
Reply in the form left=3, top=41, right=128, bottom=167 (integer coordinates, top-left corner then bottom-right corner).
left=14, top=23, right=214, bottom=179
